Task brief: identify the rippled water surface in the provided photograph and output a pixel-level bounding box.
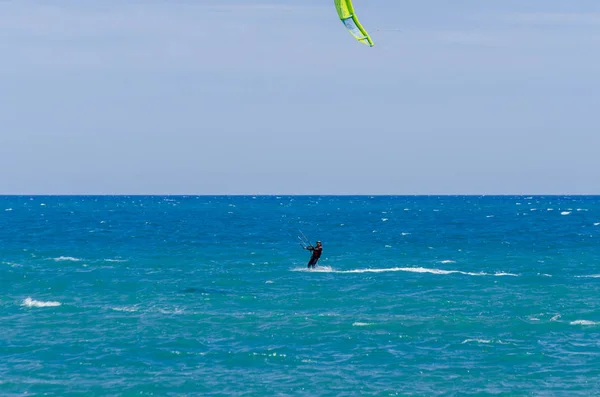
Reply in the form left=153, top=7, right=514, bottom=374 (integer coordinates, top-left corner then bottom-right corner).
left=2, top=196, right=600, bottom=396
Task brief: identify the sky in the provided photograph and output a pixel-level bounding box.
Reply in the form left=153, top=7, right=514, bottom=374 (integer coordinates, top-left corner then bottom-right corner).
left=1, top=0, right=599, bottom=195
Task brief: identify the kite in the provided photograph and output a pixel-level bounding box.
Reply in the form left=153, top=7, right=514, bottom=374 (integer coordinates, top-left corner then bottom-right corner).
left=334, top=0, right=374, bottom=47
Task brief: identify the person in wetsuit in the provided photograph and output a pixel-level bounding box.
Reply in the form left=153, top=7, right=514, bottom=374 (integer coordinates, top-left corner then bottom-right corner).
left=305, top=241, right=322, bottom=269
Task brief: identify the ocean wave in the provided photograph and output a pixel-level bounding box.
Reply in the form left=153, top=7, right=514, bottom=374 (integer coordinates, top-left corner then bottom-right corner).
left=111, top=306, right=139, bottom=312
left=51, top=256, right=82, bottom=262
left=22, top=297, right=61, bottom=308
left=462, top=338, right=513, bottom=345
left=251, top=351, right=287, bottom=358
left=527, top=313, right=561, bottom=322
left=292, top=266, right=518, bottom=277
left=570, top=320, right=599, bottom=326
left=317, top=313, right=339, bottom=317
left=494, top=272, right=519, bottom=277
left=462, top=339, right=492, bottom=344
left=158, top=308, right=184, bottom=315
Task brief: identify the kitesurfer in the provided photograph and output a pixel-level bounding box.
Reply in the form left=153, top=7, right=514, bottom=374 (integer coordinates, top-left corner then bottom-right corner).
left=305, top=241, right=323, bottom=269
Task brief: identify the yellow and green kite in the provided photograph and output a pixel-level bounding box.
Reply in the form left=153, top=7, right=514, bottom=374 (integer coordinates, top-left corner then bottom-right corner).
left=334, top=0, right=374, bottom=47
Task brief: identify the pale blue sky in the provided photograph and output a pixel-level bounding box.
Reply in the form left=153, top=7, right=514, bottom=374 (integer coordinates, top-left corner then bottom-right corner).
left=1, top=0, right=599, bottom=194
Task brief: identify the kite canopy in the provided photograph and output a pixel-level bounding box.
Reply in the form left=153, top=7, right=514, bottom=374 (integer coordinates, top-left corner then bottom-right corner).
left=334, top=0, right=374, bottom=47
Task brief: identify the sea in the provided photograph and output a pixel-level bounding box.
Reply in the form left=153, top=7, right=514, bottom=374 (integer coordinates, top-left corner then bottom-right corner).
left=2, top=195, right=600, bottom=396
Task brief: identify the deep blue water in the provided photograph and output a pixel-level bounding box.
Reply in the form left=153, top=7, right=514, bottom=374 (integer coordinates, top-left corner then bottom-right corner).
left=2, top=196, right=600, bottom=396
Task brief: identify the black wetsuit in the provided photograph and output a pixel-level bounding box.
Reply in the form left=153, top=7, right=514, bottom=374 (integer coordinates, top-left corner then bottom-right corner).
left=307, top=246, right=322, bottom=268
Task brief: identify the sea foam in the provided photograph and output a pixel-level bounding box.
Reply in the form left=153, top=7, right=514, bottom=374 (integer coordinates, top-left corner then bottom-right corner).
left=570, top=320, right=599, bottom=326
left=293, top=266, right=518, bottom=277
left=22, top=297, right=61, bottom=308
left=51, top=256, right=82, bottom=262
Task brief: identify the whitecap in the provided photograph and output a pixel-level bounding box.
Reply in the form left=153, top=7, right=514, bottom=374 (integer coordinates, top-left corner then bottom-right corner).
left=561, top=211, right=571, bottom=215
left=401, top=232, right=410, bottom=236
left=440, top=260, right=456, bottom=264
left=594, top=223, right=600, bottom=226
left=381, top=218, right=389, bottom=222
left=5, top=208, right=12, bottom=211
left=486, top=215, right=494, bottom=218
left=462, top=339, right=492, bottom=344
left=51, top=256, right=82, bottom=262
left=22, top=297, right=61, bottom=308
left=550, top=314, right=561, bottom=321
left=494, top=272, right=519, bottom=277
left=265, top=280, right=274, bottom=284
left=385, top=245, right=392, bottom=248
left=104, top=259, right=128, bottom=263
left=318, top=313, right=339, bottom=317
left=570, top=320, right=598, bottom=326
left=353, top=322, right=374, bottom=327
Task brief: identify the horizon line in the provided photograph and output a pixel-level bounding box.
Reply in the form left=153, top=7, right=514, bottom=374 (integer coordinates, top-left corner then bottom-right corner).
left=1, top=194, right=600, bottom=197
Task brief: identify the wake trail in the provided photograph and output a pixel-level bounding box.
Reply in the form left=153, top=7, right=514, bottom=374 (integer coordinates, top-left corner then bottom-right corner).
left=292, top=266, right=518, bottom=277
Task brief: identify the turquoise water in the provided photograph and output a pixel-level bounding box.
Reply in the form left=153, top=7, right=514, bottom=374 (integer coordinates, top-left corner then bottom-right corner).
left=2, top=196, right=600, bottom=396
